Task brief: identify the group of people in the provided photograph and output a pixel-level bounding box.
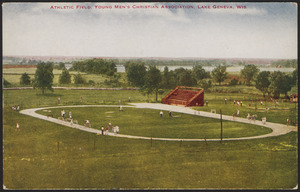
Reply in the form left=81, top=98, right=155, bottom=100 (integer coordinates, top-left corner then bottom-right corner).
left=160, top=110, right=174, bottom=118
left=60, top=109, right=77, bottom=125
left=247, top=113, right=258, bottom=121
left=100, top=123, right=119, bottom=135
left=12, top=105, right=20, bottom=111
left=85, top=119, right=91, bottom=127
left=233, top=100, right=243, bottom=107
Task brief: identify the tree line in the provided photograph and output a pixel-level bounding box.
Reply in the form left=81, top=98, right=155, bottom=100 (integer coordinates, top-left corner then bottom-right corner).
left=270, top=59, right=297, bottom=68
left=70, top=58, right=117, bottom=76
left=10, top=59, right=298, bottom=100
left=125, top=62, right=297, bottom=100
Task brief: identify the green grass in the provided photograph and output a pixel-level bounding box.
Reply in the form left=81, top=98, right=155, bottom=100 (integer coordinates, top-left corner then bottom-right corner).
left=192, top=99, right=297, bottom=126
left=3, top=89, right=298, bottom=189
left=36, top=107, right=272, bottom=139
left=3, top=89, right=150, bottom=109
left=3, top=67, right=128, bottom=87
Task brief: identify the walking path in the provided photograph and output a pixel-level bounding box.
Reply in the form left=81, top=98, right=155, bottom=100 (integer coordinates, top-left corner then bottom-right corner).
left=19, top=103, right=297, bottom=142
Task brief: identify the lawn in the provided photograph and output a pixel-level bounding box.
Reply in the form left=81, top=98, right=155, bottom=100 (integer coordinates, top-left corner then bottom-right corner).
left=36, top=107, right=272, bottom=139
left=3, top=67, right=129, bottom=87
left=192, top=99, right=297, bottom=126
left=3, top=89, right=298, bottom=189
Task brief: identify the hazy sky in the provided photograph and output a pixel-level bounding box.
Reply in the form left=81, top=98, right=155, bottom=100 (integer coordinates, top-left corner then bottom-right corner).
left=3, top=2, right=297, bottom=59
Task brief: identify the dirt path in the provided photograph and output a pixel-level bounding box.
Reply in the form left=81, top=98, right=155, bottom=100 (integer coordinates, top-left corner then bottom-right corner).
left=19, top=104, right=297, bottom=142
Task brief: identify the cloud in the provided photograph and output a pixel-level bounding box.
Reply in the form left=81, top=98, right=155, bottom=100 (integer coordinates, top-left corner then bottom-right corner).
left=2, top=2, right=296, bottom=59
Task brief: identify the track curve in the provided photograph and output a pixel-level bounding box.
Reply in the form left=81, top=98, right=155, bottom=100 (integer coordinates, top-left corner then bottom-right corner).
left=19, top=104, right=297, bottom=142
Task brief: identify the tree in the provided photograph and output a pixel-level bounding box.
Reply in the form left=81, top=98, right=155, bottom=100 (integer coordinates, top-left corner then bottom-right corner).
left=269, top=71, right=283, bottom=99
left=74, top=73, right=86, bottom=84
left=292, top=68, right=298, bottom=85
left=33, top=62, right=54, bottom=94
left=198, top=79, right=212, bottom=91
left=55, top=62, right=66, bottom=70
left=59, top=69, right=71, bottom=84
left=255, top=71, right=271, bottom=97
left=161, top=66, right=176, bottom=89
left=174, top=68, right=197, bottom=86
left=142, top=65, right=162, bottom=101
left=240, top=64, right=259, bottom=86
left=70, top=58, right=116, bottom=75
left=280, top=74, right=294, bottom=98
left=229, top=78, right=239, bottom=86
left=20, top=73, right=31, bottom=85
left=192, top=65, right=209, bottom=81
left=211, top=65, right=227, bottom=85
left=269, top=71, right=293, bottom=99
left=125, top=62, right=147, bottom=87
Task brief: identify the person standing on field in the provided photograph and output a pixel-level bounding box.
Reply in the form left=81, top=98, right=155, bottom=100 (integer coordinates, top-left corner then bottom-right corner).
left=116, top=125, right=119, bottom=134
left=62, top=110, right=65, bottom=119
left=16, top=122, right=20, bottom=130
left=160, top=111, right=163, bottom=118
left=105, top=127, right=109, bottom=135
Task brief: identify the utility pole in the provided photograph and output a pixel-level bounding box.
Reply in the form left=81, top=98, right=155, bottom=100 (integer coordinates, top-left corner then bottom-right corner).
left=220, top=109, right=223, bottom=144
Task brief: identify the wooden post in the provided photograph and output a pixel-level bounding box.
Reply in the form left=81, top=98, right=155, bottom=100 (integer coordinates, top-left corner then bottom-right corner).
left=94, top=137, right=95, bottom=151
left=255, top=102, right=257, bottom=112
left=220, top=109, right=223, bottom=144
left=287, top=135, right=293, bottom=144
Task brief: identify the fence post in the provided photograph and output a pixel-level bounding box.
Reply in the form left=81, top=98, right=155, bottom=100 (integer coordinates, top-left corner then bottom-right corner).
left=94, top=137, right=96, bottom=151
left=220, top=109, right=223, bottom=144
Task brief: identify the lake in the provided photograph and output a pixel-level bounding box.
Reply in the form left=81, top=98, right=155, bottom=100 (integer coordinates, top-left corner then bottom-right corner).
left=115, top=65, right=295, bottom=73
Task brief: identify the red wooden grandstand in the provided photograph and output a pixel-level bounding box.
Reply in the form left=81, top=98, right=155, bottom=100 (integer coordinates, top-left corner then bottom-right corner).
left=161, top=86, right=204, bottom=107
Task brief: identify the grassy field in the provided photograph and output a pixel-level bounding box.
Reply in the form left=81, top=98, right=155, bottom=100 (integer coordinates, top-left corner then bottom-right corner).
left=36, top=107, right=272, bottom=139
left=3, top=89, right=298, bottom=189
left=192, top=99, right=297, bottom=126
left=3, top=67, right=128, bottom=87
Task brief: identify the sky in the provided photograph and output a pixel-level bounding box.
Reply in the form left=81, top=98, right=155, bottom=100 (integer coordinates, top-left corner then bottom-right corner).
left=2, top=2, right=298, bottom=59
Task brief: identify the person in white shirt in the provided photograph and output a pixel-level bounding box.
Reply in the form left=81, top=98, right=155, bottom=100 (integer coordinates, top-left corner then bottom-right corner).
left=160, top=111, right=163, bottom=118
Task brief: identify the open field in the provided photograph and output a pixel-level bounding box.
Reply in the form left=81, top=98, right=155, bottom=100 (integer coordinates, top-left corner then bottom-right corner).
left=3, top=67, right=128, bottom=87
left=3, top=89, right=298, bottom=189
left=36, top=107, right=272, bottom=139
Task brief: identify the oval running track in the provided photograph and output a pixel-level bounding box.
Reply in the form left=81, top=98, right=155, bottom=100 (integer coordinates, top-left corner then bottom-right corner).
left=19, top=103, right=297, bottom=142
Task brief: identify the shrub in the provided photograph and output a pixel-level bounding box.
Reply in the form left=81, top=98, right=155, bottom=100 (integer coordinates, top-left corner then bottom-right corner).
left=229, top=78, right=239, bottom=86
left=88, top=80, right=95, bottom=85
left=3, top=78, right=11, bottom=87
left=74, top=74, right=86, bottom=84
left=20, top=73, right=31, bottom=85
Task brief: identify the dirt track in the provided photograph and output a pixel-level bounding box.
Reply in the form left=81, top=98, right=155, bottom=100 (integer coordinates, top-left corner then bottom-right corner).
left=19, top=104, right=297, bottom=142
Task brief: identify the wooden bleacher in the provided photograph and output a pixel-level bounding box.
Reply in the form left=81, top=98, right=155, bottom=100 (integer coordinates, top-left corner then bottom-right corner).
left=161, top=86, right=204, bottom=107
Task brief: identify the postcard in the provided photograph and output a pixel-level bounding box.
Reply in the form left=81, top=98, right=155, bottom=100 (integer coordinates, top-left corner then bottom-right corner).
left=2, top=2, right=298, bottom=190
